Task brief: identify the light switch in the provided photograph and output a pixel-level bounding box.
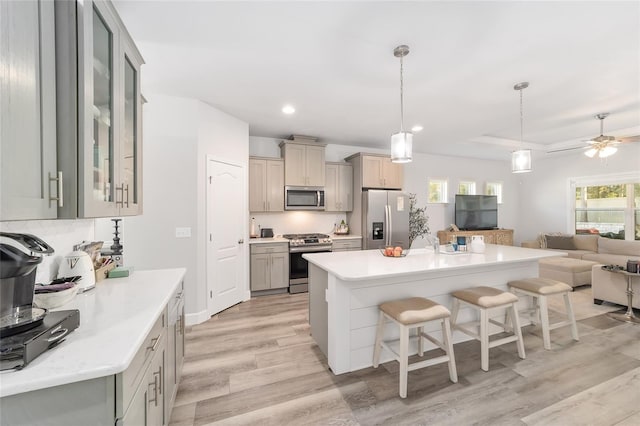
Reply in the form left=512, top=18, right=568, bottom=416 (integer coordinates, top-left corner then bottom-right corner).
left=175, top=227, right=192, bottom=238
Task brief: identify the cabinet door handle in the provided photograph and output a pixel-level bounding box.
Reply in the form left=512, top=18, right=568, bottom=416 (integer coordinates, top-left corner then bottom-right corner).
left=115, top=184, right=125, bottom=207
left=124, top=184, right=130, bottom=207
left=263, top=201, right=266, bottom=210
left=148, top=372, right=159, bottom=406
left=48, top=171, right=63, bottom=207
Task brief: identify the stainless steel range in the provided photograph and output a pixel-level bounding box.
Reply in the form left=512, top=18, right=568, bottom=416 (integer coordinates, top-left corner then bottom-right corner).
left=283, top=233, right=332, bottom=294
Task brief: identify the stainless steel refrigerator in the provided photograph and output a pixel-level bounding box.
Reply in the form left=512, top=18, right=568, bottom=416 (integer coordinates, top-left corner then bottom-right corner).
left=362, top=190, right=410, bottom=250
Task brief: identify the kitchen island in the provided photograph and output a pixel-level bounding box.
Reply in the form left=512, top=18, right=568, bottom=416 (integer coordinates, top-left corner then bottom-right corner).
left=0, top=268, right=186, bottom=425
left=304, top=246, right=563, bottom=374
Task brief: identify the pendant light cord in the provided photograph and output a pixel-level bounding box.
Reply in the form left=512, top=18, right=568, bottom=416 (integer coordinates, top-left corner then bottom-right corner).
left=400, top=54, right=405, bottom=132
left=519, top=87, right=524, bottom=146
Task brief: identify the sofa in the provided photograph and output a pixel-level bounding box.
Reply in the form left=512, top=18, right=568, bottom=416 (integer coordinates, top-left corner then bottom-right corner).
left=592, top=264, right=640, bottom=309
left=521, top=234, right=640, bottom=267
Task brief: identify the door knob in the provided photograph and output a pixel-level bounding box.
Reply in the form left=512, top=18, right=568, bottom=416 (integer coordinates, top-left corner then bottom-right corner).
left=238, top=238, right=244, bottom=244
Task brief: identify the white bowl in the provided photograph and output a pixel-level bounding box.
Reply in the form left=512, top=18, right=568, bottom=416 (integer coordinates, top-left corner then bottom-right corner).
left=34, top=285, right=79, bottom=309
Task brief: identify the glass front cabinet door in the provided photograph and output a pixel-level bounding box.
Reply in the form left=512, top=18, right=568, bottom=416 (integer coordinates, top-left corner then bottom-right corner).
left=78, top=0, right=143, bottom=217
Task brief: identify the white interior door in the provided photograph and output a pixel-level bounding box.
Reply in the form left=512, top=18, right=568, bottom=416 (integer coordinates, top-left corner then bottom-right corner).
left=207, top=158, right=246, bottom=316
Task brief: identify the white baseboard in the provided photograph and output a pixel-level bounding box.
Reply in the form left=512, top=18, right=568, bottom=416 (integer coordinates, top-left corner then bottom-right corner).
left=185, top=309, right=210, bottom=326
left=185, top=292, right=251, bottom=326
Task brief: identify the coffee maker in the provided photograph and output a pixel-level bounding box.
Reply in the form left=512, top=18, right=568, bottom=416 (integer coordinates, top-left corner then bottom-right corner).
left=0, top=232, right=80, bottom=370
left=0, top=232, right=54, bottom=336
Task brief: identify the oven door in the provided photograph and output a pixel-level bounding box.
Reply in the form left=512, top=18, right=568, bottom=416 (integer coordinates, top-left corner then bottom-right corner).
left=289, top=246, right=331, bottom=293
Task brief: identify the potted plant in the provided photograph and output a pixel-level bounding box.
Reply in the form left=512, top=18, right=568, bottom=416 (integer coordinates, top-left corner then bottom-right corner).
left=409, top=193, right=430, bottom=247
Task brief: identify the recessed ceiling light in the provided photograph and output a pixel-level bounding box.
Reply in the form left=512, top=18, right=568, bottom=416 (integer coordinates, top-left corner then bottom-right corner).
left=282, top=105, right=295, bottom=115
left=411, top=125, right=423, bottom=132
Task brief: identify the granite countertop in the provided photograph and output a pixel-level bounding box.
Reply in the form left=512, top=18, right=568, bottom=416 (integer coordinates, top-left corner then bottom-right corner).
left=303, top=245, right=565, bottom=282
left=0, top=268, right=186, bottom=398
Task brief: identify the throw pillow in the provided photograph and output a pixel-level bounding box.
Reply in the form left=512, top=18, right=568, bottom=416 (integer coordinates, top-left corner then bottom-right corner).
left=545, top=235, right=576, bottom=250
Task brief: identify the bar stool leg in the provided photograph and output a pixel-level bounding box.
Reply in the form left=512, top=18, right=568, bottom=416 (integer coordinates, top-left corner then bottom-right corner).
left=563, top=292, right=579, bottom=342
left=417, top=326, right=424, bottom=356
left=399, top=324, right=410, bottom=398
left=451, top=298, right=460, bottom=326
left=509, top=302, right=526, bottom=359
left=442, top=318, right=458, bottom=383
left=480, top=309, right=489, bottom=372
left=372, top=311, right=385, bottom=368
left=538, top=296, right=552, bottom=350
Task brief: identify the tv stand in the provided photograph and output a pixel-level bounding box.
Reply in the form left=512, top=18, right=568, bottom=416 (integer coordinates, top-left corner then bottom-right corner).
left=437, top=229, right=514, bottom=246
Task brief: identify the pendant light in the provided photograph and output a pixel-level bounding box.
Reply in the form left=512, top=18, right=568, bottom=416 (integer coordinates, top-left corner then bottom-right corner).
left=511, top=82, right=532, bottom=173
left=390, top=45, right=412, bottom=163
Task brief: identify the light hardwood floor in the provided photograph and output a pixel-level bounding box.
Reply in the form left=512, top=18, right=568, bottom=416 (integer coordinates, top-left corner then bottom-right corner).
left=170, top=287, right=640, bottom=425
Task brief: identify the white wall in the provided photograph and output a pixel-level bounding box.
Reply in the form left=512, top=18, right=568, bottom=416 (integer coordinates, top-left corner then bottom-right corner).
left=518, top=143, right=640, bottom=243
left=0, top=219, right=95, bottom=284
left=96, top=95, right=249, bottom=325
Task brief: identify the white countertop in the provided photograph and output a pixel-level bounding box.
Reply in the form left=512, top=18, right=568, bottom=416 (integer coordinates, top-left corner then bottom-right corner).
left=303, top=245, right=564, bottom=281
left=248, top=237, right=289, bottom=244
left=0, top=268, right=186, bottom=398
left=330, top=234, right=362, bottom=240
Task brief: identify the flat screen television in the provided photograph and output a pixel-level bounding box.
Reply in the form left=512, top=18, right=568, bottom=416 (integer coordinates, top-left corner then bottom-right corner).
left=455, top=195, right=498, bottom=230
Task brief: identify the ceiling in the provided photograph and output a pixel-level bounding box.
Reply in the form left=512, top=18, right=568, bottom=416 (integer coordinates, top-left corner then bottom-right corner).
left=113, top=1, right=640, bottom=161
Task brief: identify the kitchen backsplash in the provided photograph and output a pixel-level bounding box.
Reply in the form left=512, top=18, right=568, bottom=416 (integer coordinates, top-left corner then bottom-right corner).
left=251, top=211, right=348, bottom=236
left=0, top=219, right=95, bottom=283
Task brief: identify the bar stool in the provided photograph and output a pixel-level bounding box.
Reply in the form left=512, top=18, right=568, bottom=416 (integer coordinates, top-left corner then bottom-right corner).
left=451, top=286, right=526, bottom=372
left=507, top=277, right=579, bottom=350
left=372, top=297, right=458, bottom=398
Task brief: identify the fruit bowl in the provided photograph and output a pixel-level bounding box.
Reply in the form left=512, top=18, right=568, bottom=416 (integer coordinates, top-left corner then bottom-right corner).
left=379, top=246, right=409, bottom=258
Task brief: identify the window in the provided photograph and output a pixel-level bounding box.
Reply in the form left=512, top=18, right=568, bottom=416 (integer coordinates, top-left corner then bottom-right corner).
left=428, top=178, right=448, bottom=203
left=574, top=181, right=639, bottom=240
left=485, top=182, right=503, bottom=204
left=457, top=181, right=476, bottom=195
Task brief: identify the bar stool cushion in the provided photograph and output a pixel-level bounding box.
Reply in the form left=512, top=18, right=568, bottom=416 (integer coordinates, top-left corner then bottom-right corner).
left=451, top=286, right=518, bottom=308
left=379, top=297, right=450, bottom=325
left=508, top=277, right=572, bottom=295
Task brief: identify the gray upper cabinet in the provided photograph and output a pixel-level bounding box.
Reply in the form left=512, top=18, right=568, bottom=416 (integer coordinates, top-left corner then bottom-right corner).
left=279, top=141, right=326, bottom=187
left=325, top=163, right=353, bottom=212
left=1, top=0, right=59, bottom=221
left=77, top=0, right=144, bottom=218
left=249, top=157, right=284, bottom=212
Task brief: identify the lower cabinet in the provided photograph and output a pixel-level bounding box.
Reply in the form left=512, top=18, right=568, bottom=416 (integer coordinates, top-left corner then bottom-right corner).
left=122, top=335, right=165, bottom=426
left=0, top=281, right=185, bottom=426
left=332, top=239, right=362, bottom=252
left=166, top=282, right=185, bottom=421
left=117, top=280, right=185, bottom=426
left=250, top=243, right=289, bottom=291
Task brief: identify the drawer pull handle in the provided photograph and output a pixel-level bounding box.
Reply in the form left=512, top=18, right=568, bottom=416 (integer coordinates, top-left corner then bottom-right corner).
left=147, top=336, right=161, bottom=352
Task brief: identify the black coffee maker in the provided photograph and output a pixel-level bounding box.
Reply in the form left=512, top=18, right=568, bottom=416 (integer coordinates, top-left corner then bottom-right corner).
left=0, top=232, right=54, bottom=336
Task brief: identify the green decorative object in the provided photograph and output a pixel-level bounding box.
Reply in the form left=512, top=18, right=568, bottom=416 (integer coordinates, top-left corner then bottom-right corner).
left=409, top=193, right=430, bottom=246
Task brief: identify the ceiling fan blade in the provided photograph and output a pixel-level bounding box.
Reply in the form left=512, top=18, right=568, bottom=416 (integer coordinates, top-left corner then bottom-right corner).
left=546, top=146, right=585, bottom=153
left=618, top=135, right=640, bottom=143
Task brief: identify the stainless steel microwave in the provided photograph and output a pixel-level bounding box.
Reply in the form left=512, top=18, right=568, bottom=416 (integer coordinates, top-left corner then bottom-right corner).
left=285, top=186, right=325, bottom=210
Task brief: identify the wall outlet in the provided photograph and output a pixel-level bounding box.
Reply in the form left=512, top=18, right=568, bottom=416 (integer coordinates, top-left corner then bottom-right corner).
left=175, top=227, right=192, bottom=238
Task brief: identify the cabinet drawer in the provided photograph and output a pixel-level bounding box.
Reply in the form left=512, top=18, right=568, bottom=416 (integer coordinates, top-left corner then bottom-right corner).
left=168, top=280, right=184, bottom=313
left=332, top=240, right=361, bottom=251
left=251, top=243, right=288, bottom=254
left=118, top=309, right=166, bottom=416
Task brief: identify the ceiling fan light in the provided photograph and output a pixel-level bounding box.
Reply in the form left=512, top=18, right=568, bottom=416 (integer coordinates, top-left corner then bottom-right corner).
left=584, top=148, right=598, bottom=158
left=599, top=146, right=618, bottom=158
left=391, top=131, right=413, bottom=163
left=511, top=149, right=532, bottom=173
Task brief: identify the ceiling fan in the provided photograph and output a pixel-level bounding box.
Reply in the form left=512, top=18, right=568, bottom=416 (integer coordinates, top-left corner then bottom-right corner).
left=547, top=113, right=640, bottom=158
